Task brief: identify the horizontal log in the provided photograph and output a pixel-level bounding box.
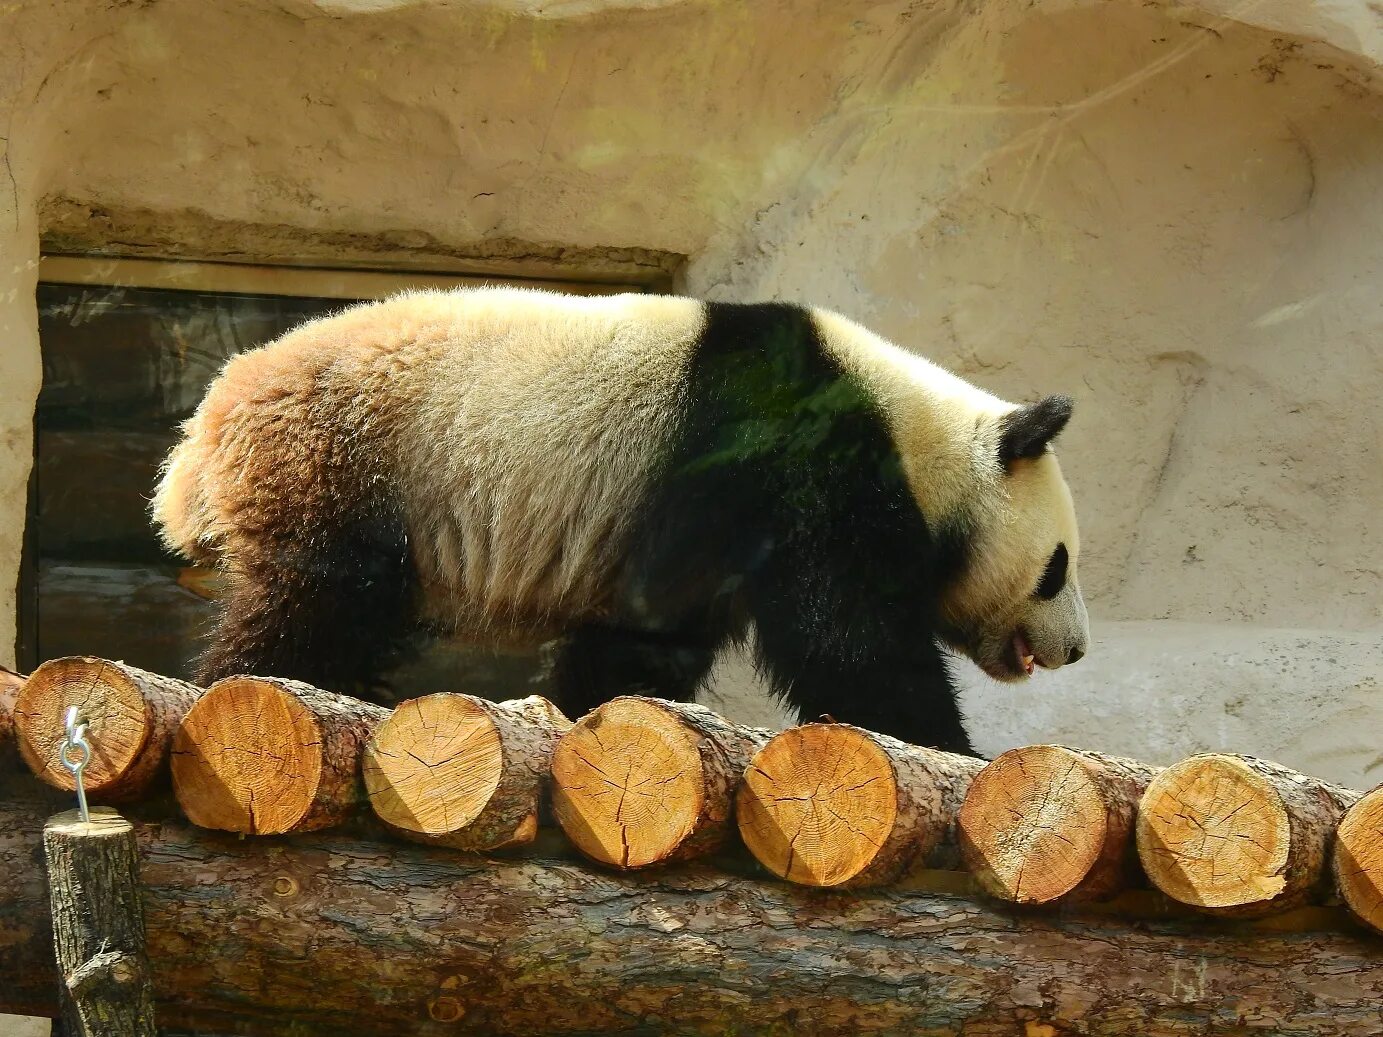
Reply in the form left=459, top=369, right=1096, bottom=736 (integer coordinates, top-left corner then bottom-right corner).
left=552, top=697, right=769, bottom=869
left=36, top=429, right=175, bottom=562
left=1334, top=785, right=1383, bottom=936
left=1137, top=753, right=1359, bottom=918
left=173, top=677, right=388, bottom=834
left=35, top=562, right=215, bottom=682
left=364, top=693, right=570, bottom=851
left=958, top=746, right=1157, bottom=905
left=36, top=281, right=336, bottom=425
left=737, top=722, right=984, bottom=887
left=1, top=782, right=1380, bottom=1036
left=15, top=657, right=202, bottom=802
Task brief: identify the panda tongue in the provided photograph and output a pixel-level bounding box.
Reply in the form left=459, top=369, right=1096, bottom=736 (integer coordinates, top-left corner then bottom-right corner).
left=1014, top=631, right=1035, bottom=675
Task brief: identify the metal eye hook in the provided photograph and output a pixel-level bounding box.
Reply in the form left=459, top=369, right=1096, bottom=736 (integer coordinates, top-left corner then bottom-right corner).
left=58, top=705, right=92, bottom=823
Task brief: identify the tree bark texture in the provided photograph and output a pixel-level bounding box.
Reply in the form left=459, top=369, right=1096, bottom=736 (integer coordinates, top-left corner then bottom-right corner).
left=552, top=696, right=771, bottom=869
left=171, top=675, right=389, bottom=834
left=1137, top=753, right=1360, bottom=918
left=363, top=693, right=570, bottom=852
left=959, top=746, right=1159, bottom=905
left=15, top=657, right=202, bottom=802
left=43, top=807, right=157, bottom=1037
left=2, top=787, right=1380, bottom=1037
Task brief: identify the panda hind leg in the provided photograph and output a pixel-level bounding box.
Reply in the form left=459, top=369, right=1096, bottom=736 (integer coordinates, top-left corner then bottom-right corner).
left=195, top=521, right=418, bottom=705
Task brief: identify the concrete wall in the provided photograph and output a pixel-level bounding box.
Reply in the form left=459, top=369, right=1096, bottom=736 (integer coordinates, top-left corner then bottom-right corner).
left=1, top=0, right=1380, bottom=786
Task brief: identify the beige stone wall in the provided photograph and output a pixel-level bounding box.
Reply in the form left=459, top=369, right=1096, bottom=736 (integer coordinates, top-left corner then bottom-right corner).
left=0, top=0, right=1379, bottom=782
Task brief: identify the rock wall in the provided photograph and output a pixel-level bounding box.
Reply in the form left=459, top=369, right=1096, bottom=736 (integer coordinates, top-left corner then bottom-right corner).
left=0, top=0, right=1379, bottom=786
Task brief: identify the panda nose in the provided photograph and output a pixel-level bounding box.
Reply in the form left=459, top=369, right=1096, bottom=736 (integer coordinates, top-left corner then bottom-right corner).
left=1067, top=644, right=1086, bottom=665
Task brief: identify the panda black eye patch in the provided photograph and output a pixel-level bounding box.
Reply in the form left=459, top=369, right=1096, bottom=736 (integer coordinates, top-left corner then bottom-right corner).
left=1035, top=543, right=1068, bottom=599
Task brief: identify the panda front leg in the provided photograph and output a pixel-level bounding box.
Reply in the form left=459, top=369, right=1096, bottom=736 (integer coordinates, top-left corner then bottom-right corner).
left=745, top=562, right=979, bottom=757
left=548, top=624, right=722, bottom=721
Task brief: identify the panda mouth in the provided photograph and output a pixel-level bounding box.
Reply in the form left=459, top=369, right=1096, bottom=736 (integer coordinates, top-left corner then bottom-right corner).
left=1007, top=629, right=1036, bottom=677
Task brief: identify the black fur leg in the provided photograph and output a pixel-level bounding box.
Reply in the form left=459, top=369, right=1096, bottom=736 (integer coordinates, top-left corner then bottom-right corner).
left=549, top=624, right=720, bottom=720
left=745, top=523, right=978, bottom=756
left=196, top=519, right=415, bottom=704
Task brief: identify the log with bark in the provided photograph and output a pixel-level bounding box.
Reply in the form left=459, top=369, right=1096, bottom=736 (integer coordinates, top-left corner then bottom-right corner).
left=958, top=745, right=1158, bottom=905
left=1137, top=753, right=1360, bottom=918
left=736, top=722, right=984, bottom=887
left=0, top=664, right=22, bottom=752
left=1, top=784, right=1380, bottom=1037
left=14, top=657, right=202, bottom=802
left=1334, top=784, right=1383, bottom=936
left=550, top=697, right=770, bottom=868
left=171, top=676, right=389, bottom=834
left=363, top=693, right=570, bottom=851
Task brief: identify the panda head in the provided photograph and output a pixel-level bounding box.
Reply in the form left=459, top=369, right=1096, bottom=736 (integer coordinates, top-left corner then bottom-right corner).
left=937, top=394, right=1089, bottom=683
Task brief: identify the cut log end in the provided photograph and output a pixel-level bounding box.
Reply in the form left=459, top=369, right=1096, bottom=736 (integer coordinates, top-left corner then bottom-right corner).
left=45, top=806, right=136, bottom=841
left=363, top=693, right=568, bottom=851
left=15, top=657, right=155, bottom=796
left=172, top=676, right=326, bottom=835
left=551, top=697, right=709, bottom=869
left=737, top=724, right=899, bottom=887
left=1137, top=754, right=1292, bottom=911
left=364, top=695, right=505, bottom=838
left=1333, top=785, right=1383, bottom=936
left=958, top=746, right=1109, bottom=904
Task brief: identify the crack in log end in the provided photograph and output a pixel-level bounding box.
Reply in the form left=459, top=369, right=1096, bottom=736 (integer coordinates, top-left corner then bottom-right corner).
left=172, top=677, right=388, bottom=837
left=737, top=725, right=901, bottom=888
left=552, top=699, right=704, bottom=870
left=1138, top=754, right=1358, bottom=918
left=958, top=747, right=1128, bottom=905
left=552, top=699, right=764, bottom=871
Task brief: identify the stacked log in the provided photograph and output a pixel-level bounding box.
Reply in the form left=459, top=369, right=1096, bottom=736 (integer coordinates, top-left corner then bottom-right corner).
left=958, top=746, right=1157, bottom=904
left=550, top=697, right=769, bottom=868
left=1136, top=753, right=1360, bottom=917
left=171, top=676, right=388, bottom=834
left=363, top=693, right=570, bottom=852
left=3, top=785, right=1382, bottom=1037
left=0, top=664, right=22, bottom=751
left=735, top=722, right=984, bottom=887
left=1333, top=784, right=1383, bottom=936
left=13, top=657, right=201, bottom=802
left=6, top=652, right=1383, bottom=1037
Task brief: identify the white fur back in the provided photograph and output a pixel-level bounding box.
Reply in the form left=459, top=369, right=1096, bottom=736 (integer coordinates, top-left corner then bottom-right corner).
left=376, top=288, right=706, bottom=636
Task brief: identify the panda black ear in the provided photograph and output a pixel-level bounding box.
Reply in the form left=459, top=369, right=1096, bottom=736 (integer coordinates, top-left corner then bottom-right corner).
left=997, top=395, right=1073, bottom=467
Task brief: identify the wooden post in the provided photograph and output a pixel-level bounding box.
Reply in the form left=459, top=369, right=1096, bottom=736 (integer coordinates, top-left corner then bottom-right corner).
left=363, top=694, right=571, bottom=852
left=43, top=808, right=156, bottom=1037
left=550, top=697, right=770, bottom=869
left=1137, top=753, right=1360, bottom=917
left=958, top=745, right=1158, bottom=904
left=171, top=676, right=388, bottom=834
left=736, top=723, right=984, bottom=888
left=14, top=657, right=201, bottom=802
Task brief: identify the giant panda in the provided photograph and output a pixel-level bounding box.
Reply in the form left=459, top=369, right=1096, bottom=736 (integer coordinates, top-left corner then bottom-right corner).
left=152, top=287, right=1089, bottom=755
